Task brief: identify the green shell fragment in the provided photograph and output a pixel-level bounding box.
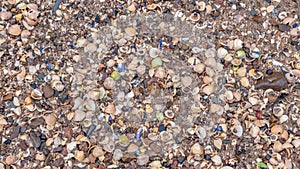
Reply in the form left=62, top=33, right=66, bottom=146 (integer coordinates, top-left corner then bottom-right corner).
left=111, top=71, right=121, bottom=81
left=156, top=112, right=164, bottom=122
left=151, top=57, right=163, bottom=68
left=256, top=162, right=268, bottom=168
left=236, top=50, right=246, bottom=59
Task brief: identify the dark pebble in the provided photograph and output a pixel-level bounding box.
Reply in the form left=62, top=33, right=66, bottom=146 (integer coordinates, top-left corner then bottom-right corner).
left=11, top=125, right=20, bottom=139
left=95, top=15, right=100, bottom=23
left=59, top=94, right=68, bottom=103
left=266, top=69, right=273, bottom=75
left=291, top=41, right=298, bottom=46
left=4, top=138, right=12, bottom=144
left=260, top=124, right=268, bottom=131
left=296, top=45, right=300, bottom=51
left=30, top=84, right=37, bottom=89
left=250, top=9, right=257, bottom=16
left=29, top=132, right=41, bottom=148
left=278, top=24, right=291, bottom=32
left=178, top=156, right=186, bottom=164
left=158, top=124, right=166, bottom=132
left=38, top=73, right=45, bottom=80
left=86, top=124, right=96, bottom=137
left=265, top=154, right=272, bottom=160
left=40, top=133, right=47, bottom=141
left=54, top=90, right=59, bottom=97
left=19, top=140, right=28, bottom=151
left=255, top=72, right=288, bottom=91
left=162, top=161, right=170, bottom=167
left=204, top=154, right=211, bottom=160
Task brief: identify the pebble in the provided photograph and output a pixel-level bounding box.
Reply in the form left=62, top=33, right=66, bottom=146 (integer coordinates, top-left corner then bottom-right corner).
left=103, top=77, right=116, bottom=90
left=43, top=114, right=57, bottom=126
left=74, top=110, right=86, bottom=122
left=5, top=155, right=16, bottom=165
left=42, top=84, right=54, bottom=98
left=255, top=73, right=288, bottom=91
left=92, top=146, right=104, bottom=158
left=127, top=143, right=139, bottom=153
left=278, top=24, right=291, bottom=32
left=29, top=132, right=41, bottom=148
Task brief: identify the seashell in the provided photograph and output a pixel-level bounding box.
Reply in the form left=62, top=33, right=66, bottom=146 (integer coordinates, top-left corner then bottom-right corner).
left=103, top=141, right=115, bottom=152
left=282, top=17, right=295, bottom=25
left=273, top=141, right=283, bottom=152
left=27, top=3, right=38, bottom=11
left=252, top=71, right=263, bottom=80
left=51, top=81, right=64, bottom=91
left=236, top=67, right=247, bottom=77
left=149, top=161, right=162, bottom=168
left=22, top=20, right=35, bottom=30
left=125, top=27, right=136, bottom=37
left=204, top=48, right=216, bottom=58
left=292, top=139, right=300, bottom=148
left=224, top=54, right=233, bottom=62
left=146, top=4, right=158, bottom=10
left=74, top=150, right=85, bottom=161
left=194, top=63, right=205, bottom=74
left=164, top=110, right=174, bottom=119
left=189, top=13, right=200, bottom=22
left=202, top=85, right=215, bottom=95
left=0, top=12, right=12, bottom=20
left=191, top=143, right=203, bottom=155
left=119, top=46, right=130, bottom=54
left=74, top=110, right=86, bottom=122
left=31, top=89, right=43, bottom=100
left=273, top=106, right=284, bottom=117
left=137, top=154, right=149, bottom=166
left=292, top=61, right=300, bottom=70
left=232, top=125, right=243, bottom=137
left=92, top=146, right=104, bottom=158
left=249, top=126, right=260, bottom=138
left=83, top=118, right=92, bottom=127
left=195, top=126, right=206, bottom=139
left=8, top=24, right=22, bottom=36
left=76, top=38, right=87, bottom=47
left=212, top=155, right=222, bottom=165
left=225, top=90, right=234, bottom=101
left=236, top=50, right=246, bottom=59
left=27, top=10, right=39, bottom=20
left=278, top=12, right=288, bottom=20
left=160, top=131, right=173, bottom=142
left=103, top=77, right=115, bottom=90
left=217, top=47, right=228, bottom=58
left=280, top=130, right=289, bottom=141
left=148, top=133, right=159, bottom=141
left=25, top=104, right=35, bottom=111
left=231, top=58, right=242, bottom=66
left=240, top=77, right=250, bottom=87
left=188, top=57, right=201, bottom=65
left=204, top=57, right=217, bottom=68
left=192, top=47, right=202, bottom=53
left=127, top=143, right=138, bottom=153
left=233, top=39, right=243, bottom=50
left=279, top=115, right=288, bottom=124
left=104, top=103, right=116, bottom=115
left=198, top=1, right=206, bottom=11
left=149, top=48, right=160, bottom=58
left=214, top=139, right=222, bottom=150
left=88, top=90, right=100, bottom=100
left=270, top=134, right=278, bottom=142
left=271, top=125, right=284, bottom=135
left=84, top=43, right=97, bottom=53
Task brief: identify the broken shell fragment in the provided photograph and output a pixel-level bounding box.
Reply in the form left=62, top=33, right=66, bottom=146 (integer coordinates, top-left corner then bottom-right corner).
left=31, top=89, right=43, bottom=100
left=8, top=24, right=22, bottom=36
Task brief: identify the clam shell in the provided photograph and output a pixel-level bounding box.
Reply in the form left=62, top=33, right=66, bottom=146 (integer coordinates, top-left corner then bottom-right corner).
left=8, top=24, right=22, bottom=36
left=233, top=39, right=243, bottom=50
left=149, top=48, right=160, bottom=58
left=202, top=85, right=215, bottom=95
left=191, top=143, right=203, bottom=155
left=231, top=58, right=242, bottom=66
left=271, top=125, right=284, bottom=135
left=217, top=47, right=228, bottom=58
left=273, top=106, right=284, bottom=117
left=0, top=12, right=12, bottom=20
left=51, top=81, right=64, bottom=91
left=31, top=89, right=43, bottom=100
left=104, top=103, right=116, bottom=115
left=232, top=125, right=243, bottom=137
left=103, top=77, right=115, bottom=90
left=198, top=1, right=206, bottom=11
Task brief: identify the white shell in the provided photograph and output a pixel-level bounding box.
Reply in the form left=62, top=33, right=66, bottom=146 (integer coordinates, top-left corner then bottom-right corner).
left=149, top=48, right=160, bottom=58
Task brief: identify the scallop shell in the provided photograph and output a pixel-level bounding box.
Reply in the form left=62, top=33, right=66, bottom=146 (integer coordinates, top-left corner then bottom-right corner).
left=31, top=89, right=43, bottom=100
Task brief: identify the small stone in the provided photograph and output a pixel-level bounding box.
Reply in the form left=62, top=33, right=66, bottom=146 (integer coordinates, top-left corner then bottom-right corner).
left=292, top=139, right=300, bottom=148
left=278, top=24, right=291, bottom=32
left=3, top=93, right=13, bottom=101
left=113, top=149, right=123, bottom=161
left=122, top=153, right=136, bottom=163
left=43, top=84, right=54, bottom=98
left=29, top=132, right=41, bottom=148
left=191, top=143, right=203, bottom=155
left=125, top=27, right=136, bottom=36
left=8, top=24, right=21, bottom=36
left=255, top=72, right=288, bottom=91
left=181, top=76, right=193, bottom=87
left=217, top=47, right=228, bottom=58
left=194, top=63, right=205, bottom=74
left=202, top=85, right=215, bottom=95
left=44, top=114, right=56, bottom=126
left=240, top=77, right=250, bottom=87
